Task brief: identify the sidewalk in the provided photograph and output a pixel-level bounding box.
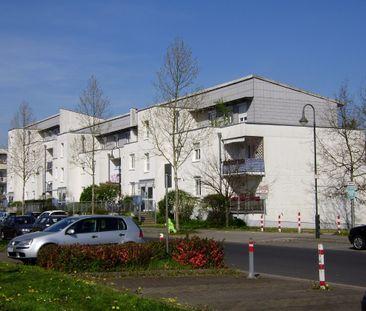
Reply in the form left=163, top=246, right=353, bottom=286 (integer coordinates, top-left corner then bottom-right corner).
left=142, top=227, right=351, bottom=250
left=90, top=271, right=364, bottom=311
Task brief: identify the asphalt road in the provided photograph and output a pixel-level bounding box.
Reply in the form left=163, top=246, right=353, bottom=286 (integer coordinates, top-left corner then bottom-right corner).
left=224, top=242, right=366, bottom=288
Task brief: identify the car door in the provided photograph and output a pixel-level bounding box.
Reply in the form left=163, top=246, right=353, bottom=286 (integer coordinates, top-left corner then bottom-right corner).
left=63, top=218, right=99, bottom=245
left=97, top=217, right=126, bottom=244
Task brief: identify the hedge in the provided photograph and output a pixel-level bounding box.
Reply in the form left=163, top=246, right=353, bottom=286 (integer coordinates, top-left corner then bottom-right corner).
left=37, top=237, right=224, bottom=272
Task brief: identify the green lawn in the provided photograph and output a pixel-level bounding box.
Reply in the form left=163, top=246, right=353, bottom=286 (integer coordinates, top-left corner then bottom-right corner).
left=0, top=262, right=193, bottom=311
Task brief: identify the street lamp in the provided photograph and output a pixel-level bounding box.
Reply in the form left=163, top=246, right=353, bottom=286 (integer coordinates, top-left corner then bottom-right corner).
left=299, top=104, right=320, bottom=239
left=110, top=146, right=121, bottom=198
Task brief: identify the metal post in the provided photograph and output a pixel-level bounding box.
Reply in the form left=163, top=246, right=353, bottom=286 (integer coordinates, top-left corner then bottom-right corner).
left=299, top=104, right=320, bottom=238
left=44, top=145, right=47, bottom=201
left=165, top=173, right=169, bottom=254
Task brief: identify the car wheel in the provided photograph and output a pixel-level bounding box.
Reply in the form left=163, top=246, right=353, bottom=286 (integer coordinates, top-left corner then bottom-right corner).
left=353, top=236, right=366, bottom=250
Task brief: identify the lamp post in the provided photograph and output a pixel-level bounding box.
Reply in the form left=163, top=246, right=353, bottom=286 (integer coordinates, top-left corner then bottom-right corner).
left=110, top=146, right=121, bottom=198
left=299, top=104, right=320, bottom=239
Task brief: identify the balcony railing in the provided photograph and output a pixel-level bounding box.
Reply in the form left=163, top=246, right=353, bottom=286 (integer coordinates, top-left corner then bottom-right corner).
left=0, top=176, right=6, bottom=183
left=222, top=158, right=265, bottom=175
left=229, top=196, right=265, bottom=214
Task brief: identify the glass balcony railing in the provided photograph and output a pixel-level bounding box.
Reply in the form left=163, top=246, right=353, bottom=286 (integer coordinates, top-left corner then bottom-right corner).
left=222, top=158, right=265, bottom=175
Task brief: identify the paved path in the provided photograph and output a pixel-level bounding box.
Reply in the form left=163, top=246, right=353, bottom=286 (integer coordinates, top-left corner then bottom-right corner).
left=89, top=272, right=365, bottom=311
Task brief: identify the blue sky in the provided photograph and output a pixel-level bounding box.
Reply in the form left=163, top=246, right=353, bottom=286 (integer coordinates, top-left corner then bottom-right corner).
left=0, top=0, right=365, bottom=147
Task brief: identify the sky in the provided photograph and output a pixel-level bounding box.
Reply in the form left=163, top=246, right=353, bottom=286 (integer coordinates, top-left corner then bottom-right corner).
left=0, top=0, right=365, bottom=147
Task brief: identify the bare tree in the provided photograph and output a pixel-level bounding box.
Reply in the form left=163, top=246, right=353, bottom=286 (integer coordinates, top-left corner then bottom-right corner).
left=318, top=82, right=366, bottom=227
left=72, top=75, right=110, bottom=214
left=145, top=38, right=206, bottom=230
left=198, top=149, right=243, bottom=227
left=8, top=101, right=42, bottom=214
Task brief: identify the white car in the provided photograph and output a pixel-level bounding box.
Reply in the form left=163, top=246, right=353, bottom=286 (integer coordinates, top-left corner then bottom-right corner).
left=7, top=215, right=144, bottom=264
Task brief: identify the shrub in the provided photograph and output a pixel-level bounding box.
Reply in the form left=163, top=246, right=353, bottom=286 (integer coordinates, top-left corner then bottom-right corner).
left=157, top=190, right=197, bottom=224
left=170, top=236, right=224, bottom=269
left=38, top=243, right=152, bottom=272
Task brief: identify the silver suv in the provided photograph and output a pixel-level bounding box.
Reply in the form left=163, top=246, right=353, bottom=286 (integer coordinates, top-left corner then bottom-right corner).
left=7, top=215, right=144, bottom=264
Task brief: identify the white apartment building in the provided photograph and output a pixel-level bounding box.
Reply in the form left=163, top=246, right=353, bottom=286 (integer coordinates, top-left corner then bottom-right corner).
left=7, top=75, right=366, bottom=228
left=0, top=148, right=7, bottom=206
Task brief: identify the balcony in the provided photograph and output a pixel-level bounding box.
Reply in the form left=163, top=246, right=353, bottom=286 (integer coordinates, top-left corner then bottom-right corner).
left=222, top=158, right=265, bottom=176
left=229, top=195, right=265, bottom=214
left=0, top=176, right=6, bottom=183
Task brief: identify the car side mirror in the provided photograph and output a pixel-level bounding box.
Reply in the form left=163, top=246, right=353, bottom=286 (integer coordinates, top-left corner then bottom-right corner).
left=66, top=228, right=75, bottom=235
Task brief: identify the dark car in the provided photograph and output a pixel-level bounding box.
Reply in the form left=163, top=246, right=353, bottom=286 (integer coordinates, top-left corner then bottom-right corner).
left=32, top=215, right=68, bottom=232
left=362, top=292, right=366, bottom=311
left=26, top=211, right=42, bottom=219
left=348, top=225, right=366, bottom=250
left=0, top=215, right=35, bottom=240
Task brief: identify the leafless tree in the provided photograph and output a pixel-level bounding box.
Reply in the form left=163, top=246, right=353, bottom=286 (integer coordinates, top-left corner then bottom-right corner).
left=72, top=75, right=110, bottom=214
left=197, top=149, right=243, bottom=227
left=144, top=38, right=207, bottom=230
left=8, top=101, right=42, bottom=214
left=318, top=82, right=366, bottom=227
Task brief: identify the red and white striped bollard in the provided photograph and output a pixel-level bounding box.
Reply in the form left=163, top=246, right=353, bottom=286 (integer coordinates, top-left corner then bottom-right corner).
left=337, top=215, right=341, bottom=234
left=298, top=212, right=301, bottom=234
left=159, top=233, right=164, bottom=241
left=318, top=243, right=327, bottom=289
left=260, top=214, right=264, bottom=232
left=278, top=215, right=282, bottom=233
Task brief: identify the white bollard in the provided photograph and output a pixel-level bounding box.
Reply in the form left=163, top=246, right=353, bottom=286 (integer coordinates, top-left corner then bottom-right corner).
left=318, top=243, right=327, bottom=289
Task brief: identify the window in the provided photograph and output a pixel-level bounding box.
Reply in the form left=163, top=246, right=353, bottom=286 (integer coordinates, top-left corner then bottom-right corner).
left=129, top=154, right=135, bottom=170
left=144, top=121, right=150, bottom=139
left=208, top=111, right=216, bottom=123
left=98, top=218, right=120, bottom=232
left=60, top=143, right=64, bottom=158
left=193, top=143, right=201, bottom=161
left=72, top=219, right=97, bottom=234
left=60, top=167, right=64, bottom=182
left=195, top=177, right=202, bottom=196
left=130, top=182, right=136, bottom=195
left=144, top=153, right=150, bottom=172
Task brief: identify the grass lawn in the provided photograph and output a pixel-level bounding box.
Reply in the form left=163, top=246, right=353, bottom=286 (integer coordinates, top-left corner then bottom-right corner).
left=0, top=262, right=193, bottom=311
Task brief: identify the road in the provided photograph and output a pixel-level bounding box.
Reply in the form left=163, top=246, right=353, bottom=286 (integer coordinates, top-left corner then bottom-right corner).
left=224, top=242, right=366, bottom=288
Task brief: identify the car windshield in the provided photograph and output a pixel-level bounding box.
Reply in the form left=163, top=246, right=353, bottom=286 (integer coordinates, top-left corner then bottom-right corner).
left=44, top=217, right=79, bottom=232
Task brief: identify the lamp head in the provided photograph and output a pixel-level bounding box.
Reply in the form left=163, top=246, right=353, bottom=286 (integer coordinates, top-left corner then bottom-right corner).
left=299, top=114, right=308, bottom=126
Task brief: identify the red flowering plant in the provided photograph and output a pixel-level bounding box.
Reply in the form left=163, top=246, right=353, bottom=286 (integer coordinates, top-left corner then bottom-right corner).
left=170, top=236, right=224, bottom=269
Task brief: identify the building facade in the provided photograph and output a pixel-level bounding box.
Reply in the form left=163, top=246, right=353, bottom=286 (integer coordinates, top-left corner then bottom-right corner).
left=7, top=75, right=365, bottom=228
left=0, top=148, right=7, bottom=206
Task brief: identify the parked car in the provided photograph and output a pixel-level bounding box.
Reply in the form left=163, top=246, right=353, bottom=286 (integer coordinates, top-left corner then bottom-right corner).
left=26, top=211, right=42, bottom=219
left=31, top=215, right=69, bottom=232
left=7, top=215, right=144, bottom=264
left=0, top=215, right=36, bottom=240
left=38, top=210, right=68, bottom=219
left=348, top=225, right=366, bottom=250
left=362, top=292, right=366, bottom=311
